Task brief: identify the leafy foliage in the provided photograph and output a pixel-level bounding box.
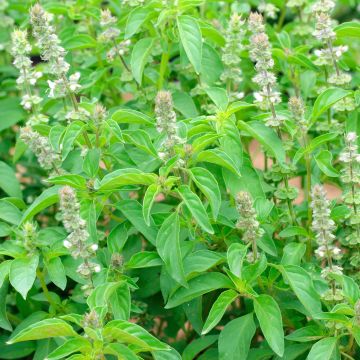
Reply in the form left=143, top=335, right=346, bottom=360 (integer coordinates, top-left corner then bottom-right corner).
left=0, top=0, right=359, bottom=359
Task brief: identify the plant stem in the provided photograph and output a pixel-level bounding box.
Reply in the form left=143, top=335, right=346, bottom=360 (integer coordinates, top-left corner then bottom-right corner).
left=37, top=269, right=57, bottom=311
left=158, top=39, right=170, bottom=90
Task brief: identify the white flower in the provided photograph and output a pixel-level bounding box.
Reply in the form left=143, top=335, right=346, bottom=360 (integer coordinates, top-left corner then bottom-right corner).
left=347, top=132, right=357, bottom=142
left=94, top=264, right=101, bottom=273
left=63, top=240, right=72, bottom=248
left=90, top=244, right=98, bottom=252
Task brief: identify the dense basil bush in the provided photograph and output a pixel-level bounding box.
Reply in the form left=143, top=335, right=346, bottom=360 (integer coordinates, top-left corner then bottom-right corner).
left=0, top=0, right=360, bottom=359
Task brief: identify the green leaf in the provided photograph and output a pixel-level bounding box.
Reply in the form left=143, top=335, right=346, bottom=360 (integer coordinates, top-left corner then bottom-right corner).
left=314, top=150, right=339, bottom=177
left=178, top=185, right=214, bottom=234
left=21, top=186, right=61, bottom=225
left=279, top=226, right=308, bottom=238
left=97, top=168, right=157, bottom=191
left=46, top=257, right=67, bottom=290
left=334, top=21, right=360, bottom=38
left=306, top=337, right=339, bottom=360
left=47, top=174, right=87, bottom=189
left=125, top=7, right=152, bottom=39
left=126, top=251, right=162, bottom=269
left=9, top=255, right=39, bottom=299
left=184, top=250, right=225, bottom=276
left=285, top=325, right=325, bottom=342
left=226, top=101, right=256, bottom=117
left=109, top=284, right=131, bottom=321
left=47, top=338, right=91, bottom=360
left=131, top=37, right=155, bottom=85
left=63, top=34, right=96, bottom=50
left=294, top=133, right=338, bottom=164
left=341, top=275, right=360, bottom=305
left=242, top=253, right=267, bottom=283
left=189, top=167, right=221, bottom=219
left=182, top=335, right=218, bottom=360
left=205, top=87, right=229, bottom=110
left=281, top=243, right=306, bottom=266
left=116, top=200, right=157, bottom=245
left=112, top=108, right=154, bottom=125
left=0, top=280, right=12, bottom=331
left=83, top=148, right=100, bottom=178
left=104, top=343, right=138, bottom=360
left=196, top=149, right=241, bottom=177
left=202, top=289, right=238, bottom=334
left=254, top=294, right=284, bottom=357
left=143, top=184, right=160, bottom=226
left=0, top=161, right=22, bottom=198
left=172, top=91, right=199, bottom=118
left=281, top=265, right=322, bottom=317
left=288, top=54, right=318, bottom=71
left=177, top=15, right=202, bottom=74
left=0, top=97, right=25, bottom=132
left=218, top=313, right=256, bottom=360
left=165, top=272, right=233, bottom=309
left=87, top=282, right=123, bottom=310
left=61, top=121, right=85, bottom=158
left=123, top=130, right=158, bottom=157
left=227, top=243, right=247, bottom=278
left=0, top=260, right=11, bottom=289
left=201, top=43, right=223, bottom=86
left=7, top=318, right=78, bottom=344
left=103, top=320, right=169, bottom=351
left=0, top=200, right=22, bottom=225
left=156, top=212, right=187, bottom=287
left=153, top=348, right=182, bottom=360
left=238, top=121, right=286, bottom=164
left=311, top=88, right=350, bottom=122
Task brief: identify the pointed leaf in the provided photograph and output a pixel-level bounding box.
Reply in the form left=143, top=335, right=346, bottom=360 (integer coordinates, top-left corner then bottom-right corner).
left=177, top=15, right=202, bottom=74
left=178, top=185, right=214, bottom=234
left=218, top=313, right=256, bottom=360
left=202, top=289, right=238, bottom=334
left=254, top=294, right=284, bottom=357
left=9, top=255, right=39, bottom=299
left=8, top=319, right=78, bottom=344
left=156, top=212, right=187, bottom=287
left=165, top=272, right=234, bottom=309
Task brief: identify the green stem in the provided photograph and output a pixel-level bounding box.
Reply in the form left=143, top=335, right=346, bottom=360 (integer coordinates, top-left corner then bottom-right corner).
left=158, top=41, right=170, bottom=90
left=37, top=269, right=57, bottom=311
left=277, top=1, right=287, bottom=31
